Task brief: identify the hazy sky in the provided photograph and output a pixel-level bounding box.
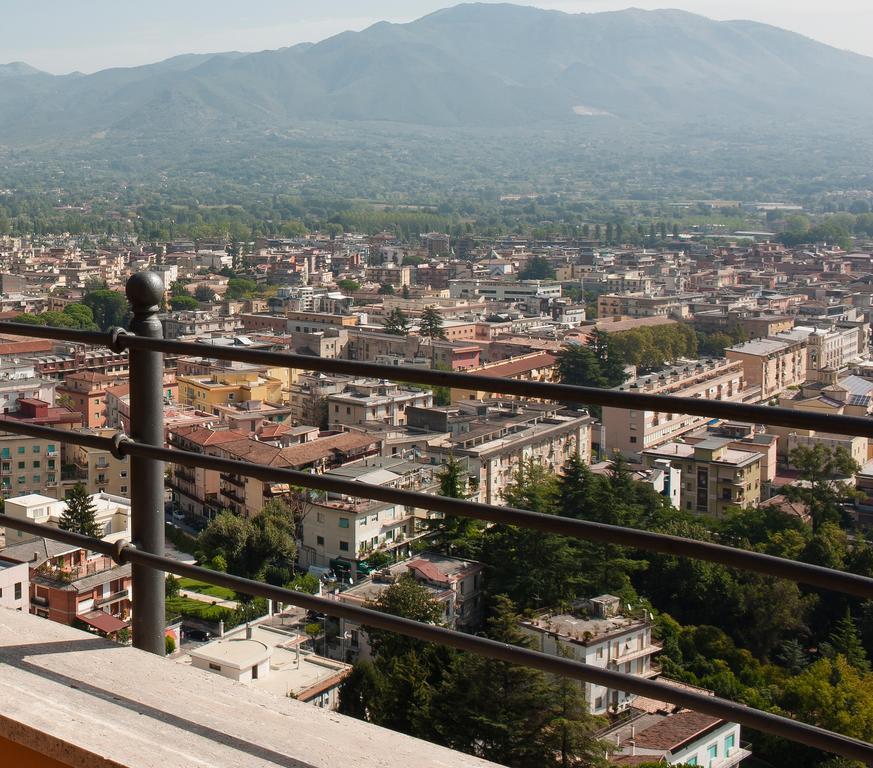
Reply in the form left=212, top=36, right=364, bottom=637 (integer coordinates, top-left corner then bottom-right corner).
left=3, top=0, right=871, bottom=74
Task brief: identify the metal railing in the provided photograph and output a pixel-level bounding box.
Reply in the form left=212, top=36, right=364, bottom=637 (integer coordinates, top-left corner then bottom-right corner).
left=0, top=272, right=871, bottom=763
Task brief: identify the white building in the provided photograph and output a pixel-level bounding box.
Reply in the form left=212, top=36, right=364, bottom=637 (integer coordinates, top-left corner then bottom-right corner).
left=187, top=624, right=351, bottom=709
left=448, top=278, right=562, bottom=302
left=3, top=492, right=131, bottom=544
left=0, top=555, right=28, bottom=612
left=519, top=595, right=660, bottom=716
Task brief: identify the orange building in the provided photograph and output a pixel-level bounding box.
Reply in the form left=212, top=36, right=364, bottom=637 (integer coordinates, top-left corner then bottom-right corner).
left=56, top=371, right=114, bottom=428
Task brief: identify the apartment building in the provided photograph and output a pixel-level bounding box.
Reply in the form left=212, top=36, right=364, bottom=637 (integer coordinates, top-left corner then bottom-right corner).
left=448, top=352, right=557, bottom=402
left=299, top=458, right=437, bottom=579
left=448, top=278, right=562, bottom=302
left=602, top=360, right=747, bottom=456
left=773, top=324, right=866, bottom=379
left=240, top=311, right=357, bottom=335
left=56, top=371, right=115, bottom=428
left=725, top=337, right=807, bottom=401
left=177, top=365, right=285, bottom=411
left=0, top=555, right=28, bottom=612
left=326, top=379, right=433, bottom=429
left=1, top=536, right=131, bottom=633
left=364, top=264, right=412, bottom=288
left=289, top=373, right=353, bottom=428
left=603, top=712, right=749, bottom=767
left=641, top=437, right=762, bottom=517
left=334, top=553, right=484, bottom=663
left=68, top=429, right=131, bottom=496
left=519, top=595, right=660, bottom=715
left=0, top=399, right=79, bottom=499
left=414, top=401, right=592, bottom=505
left=3, top=491, right=131, bottom=545
left=0, top=361, right=56, bottom=412
left=597, top=293, right=690, bottom=319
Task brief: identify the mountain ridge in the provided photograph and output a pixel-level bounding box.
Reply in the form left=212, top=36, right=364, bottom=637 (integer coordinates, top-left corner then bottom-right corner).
left=1, top=3, right=872, bottom=142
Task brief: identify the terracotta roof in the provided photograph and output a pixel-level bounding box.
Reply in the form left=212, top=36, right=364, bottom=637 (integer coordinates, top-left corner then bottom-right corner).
left=611, top=757, right=666, bottom=765
left=761, top=494, right=811, bottom=522
left=0, top=338, right=54, bottom=356
left=78, top=609, right=129, bottom=634
left=105, top=383, right=131, bottom=398
left=258, top=423, right=290, bottom=439
left=406, top=559, right=449, bottom=584
left=177, top=428, right=250, bottom=447
left=469, top=352, right=556, bottom=378
left=224, top=432, right=379, bottom=469
left=64, top=371, right=113, bottom=383
left=629, top=711, right=721, bottom=751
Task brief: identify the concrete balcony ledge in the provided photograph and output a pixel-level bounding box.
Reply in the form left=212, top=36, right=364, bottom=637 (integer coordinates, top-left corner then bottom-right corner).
left=0, top=609, right=497, bottom=768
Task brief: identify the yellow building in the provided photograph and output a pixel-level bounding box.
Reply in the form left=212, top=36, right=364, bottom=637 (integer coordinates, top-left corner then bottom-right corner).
left=68, top=428, right=131, bottom=497
left=178, top=366, right=285, bottom=412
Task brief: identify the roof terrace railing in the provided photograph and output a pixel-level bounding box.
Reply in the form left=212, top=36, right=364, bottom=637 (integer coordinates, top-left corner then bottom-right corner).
left=0, top=272, right=871, bottom=763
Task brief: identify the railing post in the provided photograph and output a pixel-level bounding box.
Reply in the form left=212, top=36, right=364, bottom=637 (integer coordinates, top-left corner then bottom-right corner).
left=126, top=272, right=166, bottom=655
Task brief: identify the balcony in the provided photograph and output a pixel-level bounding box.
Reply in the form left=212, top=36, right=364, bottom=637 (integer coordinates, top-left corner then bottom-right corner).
left=0, top=276, right=869, bottom=766
left=221, top=487, right=245, bottom=504
left=220, top=472, right=245, bottom=487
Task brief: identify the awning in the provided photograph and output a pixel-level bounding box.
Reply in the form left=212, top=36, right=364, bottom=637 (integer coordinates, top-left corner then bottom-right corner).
left=78, top=610, right=129, bottom=634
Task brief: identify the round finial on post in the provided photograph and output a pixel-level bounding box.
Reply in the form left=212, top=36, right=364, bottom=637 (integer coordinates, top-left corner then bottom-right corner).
left=126, top=271, right=165, bottom=315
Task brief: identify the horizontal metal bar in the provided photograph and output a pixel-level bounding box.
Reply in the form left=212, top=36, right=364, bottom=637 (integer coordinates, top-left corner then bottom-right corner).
left=1, top=417, right=870, bottom=599
left=0, top=322, right=113, bottom=347
left=0, top=511, right=869, bottom=763
left=1, top=321, right=872, bottom=439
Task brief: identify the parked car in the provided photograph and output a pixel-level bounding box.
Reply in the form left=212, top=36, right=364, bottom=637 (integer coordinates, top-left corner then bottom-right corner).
left=184, top=629, right=211, bottom=642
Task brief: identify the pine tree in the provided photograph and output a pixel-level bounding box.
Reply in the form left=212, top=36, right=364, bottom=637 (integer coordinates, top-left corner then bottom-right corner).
left=418, top=305, right=447, bottom=340
left=821, top=610, right=870, bottom=672
left=426, top=455, right=481, bottom=557
left=59, top=482, right=102, bottom=537
left=430, top=596, right=557, bottom=767
left=382, top=307, right=410, bottom=336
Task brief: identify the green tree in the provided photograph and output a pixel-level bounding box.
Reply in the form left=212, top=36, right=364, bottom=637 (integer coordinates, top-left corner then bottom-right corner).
left=821, top=611, right=870, bottom=672
left=378, top=283, right=395, bottom=295
left=418, top=305, right=447, bottom=341
left=165, top=575, right=181, bottom=598
left=519, top=255, right=556, bottom=280
left=426, top=455, right=481, bottom=556
left=169, top=295, right=200, bottom=311
left=198, top=500, right=297, bottom=583
left=194, top=285, right=216, bottom=302
left=82, top=289, right=130, bottom=331
left=59, top=482, right=102, bottom=537
left=225, top=277, right=258, bottom=299
left=365, top=574, right=445, bottom=659
left=431, top=596, right=563, bottom=767
left=337, top=279, right=361, bottom=293
left=382, top=307, right=410, bottom=336
left=786, top=445, right=860, bottom=531
left=165, top=634, right=176, bottom=655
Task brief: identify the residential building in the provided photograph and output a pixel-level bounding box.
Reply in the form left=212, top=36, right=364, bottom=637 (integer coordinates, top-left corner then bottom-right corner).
left=519, top=595, right=660, bottom=715
left=1, top=536, right=131, bottom=633
left=448, top=278, right=562, bottom=302
left=603, top=710, right=749, bottom=767
left=55, top=371, right=115, bottom=428
left=327, top=379, right=433, bottom=429
left=725, top=337, right=807, bottom=401
left=68, top=429, right=131, bottom=496
left=641, top=437, right=762, bottom=517
left=3, top=492, right=131, bottom=544
left=602, top=360, right=748, bottom=456
left=448, top=352, right=557, bottom=402
left=299, top=457, right=438, bottom=578
left=177, top=365, right=284, bottom=411
left=413, top=401, right=592, bottom=504
left=333, top=552, right=484, bottom=662
left=0, top=555, right=28, bottom=612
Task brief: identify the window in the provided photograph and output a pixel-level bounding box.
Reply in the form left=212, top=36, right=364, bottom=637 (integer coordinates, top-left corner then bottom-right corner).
left=17, top=447, right=24, bottom=454
left=32, top=446, right=40, bottom=453
left=120, top=470, right=128, bottom=478
left=339, top=541, right=349, bottom=552
left=724, top=734, right=735, bottom=753
left=17, top=476, right=25, bottom=484
left=339, top=518, right=350, bottom=528
left=594, top=696, right=603, bottom=709
left=358, top=517, right=367, bottom=526
left=32, top=461, right=39, bottom=469
left=317, top=512, right=325, bottom=523
left=32, top=476, right=40, bottom=484
left=629, top=436, right=637, bottom=444
left=120, top=486, right=128, bottom=494
left=707, top=744, right=718, bottom=764
left=47, top=460, right=55, bottom=469
left=251, top=664, right=258, bottom=680
left=686, top=759, right=697, bottom=766
left=316, top=536, right=325, bottom=546
left=17, top=462, right=24, bottom=470
left=14, top=583, right=21, bottom=600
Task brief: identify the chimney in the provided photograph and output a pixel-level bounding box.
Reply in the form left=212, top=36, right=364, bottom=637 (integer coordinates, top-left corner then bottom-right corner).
left=629, top=740, right=636, bottom=757
left=246, top=624, right=253, bottom=640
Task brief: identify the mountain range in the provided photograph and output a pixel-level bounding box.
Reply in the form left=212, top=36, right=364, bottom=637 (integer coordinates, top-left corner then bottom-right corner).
left=2, top=3, right=873, bottom=142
